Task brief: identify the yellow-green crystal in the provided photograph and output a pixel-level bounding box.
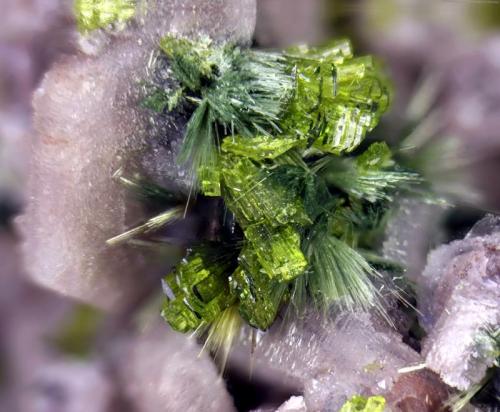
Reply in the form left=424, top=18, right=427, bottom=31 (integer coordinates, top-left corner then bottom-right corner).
left=222, top=134, right=305, bottom=161
left=198, top=164, right=221, bottom=197
left=244, top=224, right=307, bottom=282
left=74, top=0, right=135, bottom=33
left=220, top=154, right=310, bottom=228
left=229, top=247, right=287, bottom=330
left=339, top=395, right=386, bottom=412
left=282, top=41, right=391, bottom=155
left=161, top=245, right=235, bottom=333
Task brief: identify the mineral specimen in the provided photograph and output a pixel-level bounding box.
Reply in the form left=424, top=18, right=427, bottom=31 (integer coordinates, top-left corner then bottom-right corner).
left=229, top=312, right=449, bottom=411
left=16, top=0, right=257, bottom=311
left=418, top=215, right=500, bottom=391
left=161, top=243, right=237, bottom=332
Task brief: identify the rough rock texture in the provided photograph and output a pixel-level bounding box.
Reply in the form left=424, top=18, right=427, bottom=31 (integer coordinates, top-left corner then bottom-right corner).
left=230, top=312, right=449, bottom=411
left=16, top=0, right=257, bottom=311
left=419, top=215, right=500, bottom=390
left=117, top=325, right=235, bottom=412
left=21, top=360, right=113, bottom=412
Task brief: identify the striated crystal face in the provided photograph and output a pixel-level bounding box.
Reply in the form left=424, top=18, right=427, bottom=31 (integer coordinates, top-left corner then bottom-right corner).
left=161, top=244, right=237, bottom=333
left=281, top=40, right=391, bottom=154
left=220, top=154, right=310, bottom=228
left=222, top=134, right=305, bottom=161
left=244, top=224, right=307, bottom=282
left=230, top=246, right=287, bottom=330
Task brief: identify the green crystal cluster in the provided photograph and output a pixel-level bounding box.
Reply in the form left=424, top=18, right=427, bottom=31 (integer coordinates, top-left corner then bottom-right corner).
left=339, top=395, right=386, bottom=412
left=74, top=0, right=136, bottom=33
left=161, top=244, right=237, bottom=333
left=153, top=35, right=421, bottom=332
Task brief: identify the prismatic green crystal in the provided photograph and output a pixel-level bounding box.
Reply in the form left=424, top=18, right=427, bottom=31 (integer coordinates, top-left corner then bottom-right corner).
left=150, top=34, right=423, bottom=338
left=161, top=244, right=236, bottom=333
left=339, top=395, right=386, bottom=412
left=198, top=163, right=221, bottom=197
left=282, top=40, right=391, bottom=155
left=74, top=0, right=136, bottom=33
left=220, top=153, right=310, bottom=228
left=230, top=246, right=287, bottom=330
left=222, top=134, right=305, bottom=161
left=244, top=224, right=307, bottom=282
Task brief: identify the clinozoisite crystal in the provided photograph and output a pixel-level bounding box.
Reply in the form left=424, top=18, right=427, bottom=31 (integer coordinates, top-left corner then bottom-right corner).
left=220, top=153, right=310, bottom=228
left=161, top=244, right=237, bottom=333
left=230, top=246, right=287, bottom=330
left=244, top=223, right=307, bottom=282
left=282, top=40, right=391, bottom=154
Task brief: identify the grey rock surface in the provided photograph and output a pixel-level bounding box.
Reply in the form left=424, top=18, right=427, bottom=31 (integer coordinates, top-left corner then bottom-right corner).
left=419, top=215, right=500, bottom=390
left=16, top=0, right=257, bottom=311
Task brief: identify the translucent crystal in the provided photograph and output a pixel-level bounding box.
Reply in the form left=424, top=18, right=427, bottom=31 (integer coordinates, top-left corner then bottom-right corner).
left=229, top=246, right=287, bottom=330
left=161, top=244, right=236, bottom=332
left=356, top=142, right=394, bottom=171
left=198, top=164, right=221, bottom=197
left=229, top=312, right=449, bottom=411
left=16, top=0, right=257, bottom=311
left=338, top=395, right=386, bottom=412
left=221, top=134, right=304, bottom=161
left=281, top=41, right=391, bottom=155
left=418, top=216, right=500, bottom=390
left=221, top=154, right=310, bottom=228
left=244, top=224, right=307, bottom=282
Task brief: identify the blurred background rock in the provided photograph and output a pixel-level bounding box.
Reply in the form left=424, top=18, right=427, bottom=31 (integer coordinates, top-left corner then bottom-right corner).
left=1, top=0, right=500, bottom=411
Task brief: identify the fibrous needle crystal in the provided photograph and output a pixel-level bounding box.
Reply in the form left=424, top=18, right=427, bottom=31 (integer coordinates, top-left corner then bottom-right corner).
left=156, top=34, right=412, bottom=336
